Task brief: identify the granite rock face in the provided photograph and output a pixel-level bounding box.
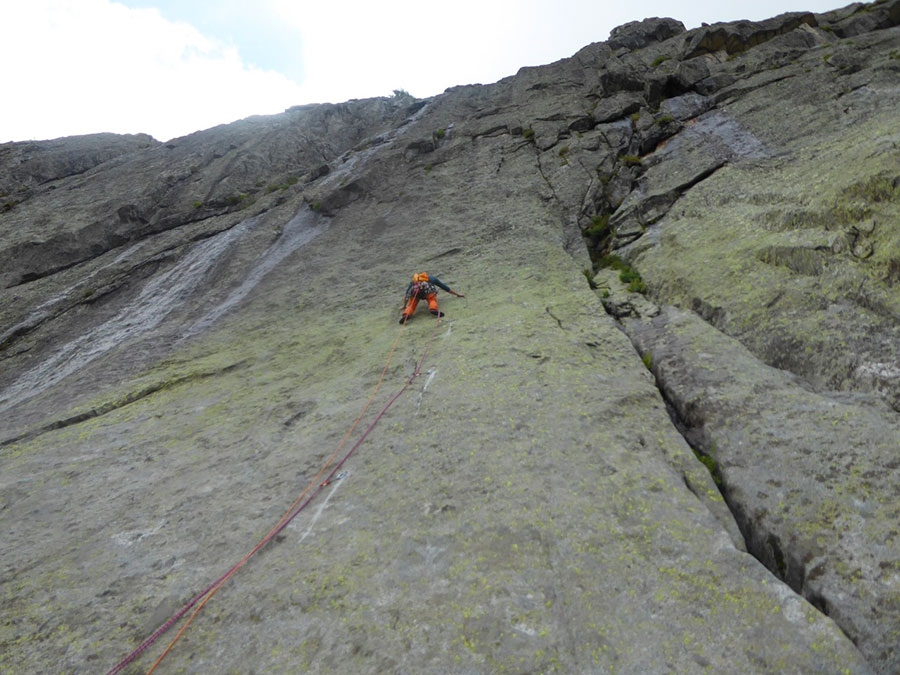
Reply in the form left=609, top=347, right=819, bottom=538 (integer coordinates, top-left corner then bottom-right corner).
left=1, top=3, right=899, bottom=674
left=625, top=307, right=900, bottom=670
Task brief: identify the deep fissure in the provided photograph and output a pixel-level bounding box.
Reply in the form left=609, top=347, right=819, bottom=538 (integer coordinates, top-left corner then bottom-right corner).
left=606, top=307, right=873, bottom=662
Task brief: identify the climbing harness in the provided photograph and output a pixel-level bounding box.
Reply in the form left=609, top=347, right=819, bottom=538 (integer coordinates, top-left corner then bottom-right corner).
left=106, top=314, right=443, bottom=675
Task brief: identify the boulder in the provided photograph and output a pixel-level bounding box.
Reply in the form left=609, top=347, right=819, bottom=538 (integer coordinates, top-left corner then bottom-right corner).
left=607, top=17, right=687, bottom=51
left=683, top=12, right=819, bottom=58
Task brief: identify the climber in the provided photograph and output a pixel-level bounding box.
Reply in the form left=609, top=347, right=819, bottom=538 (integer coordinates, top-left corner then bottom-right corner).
left=399, top=272, right=464, bottom=324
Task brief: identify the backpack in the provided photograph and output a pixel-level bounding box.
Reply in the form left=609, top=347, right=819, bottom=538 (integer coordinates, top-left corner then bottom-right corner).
left=406, top=272, right=435, bottom=301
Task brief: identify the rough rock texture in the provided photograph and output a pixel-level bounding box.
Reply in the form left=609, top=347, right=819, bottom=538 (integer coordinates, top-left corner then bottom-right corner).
left=2, top=3, right=899, bottom=674
left=626, top=307, right=900, bottom=669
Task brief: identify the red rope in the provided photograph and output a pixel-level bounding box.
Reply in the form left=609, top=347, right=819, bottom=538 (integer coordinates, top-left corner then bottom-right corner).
left=106, top=316, right=442, bottom=675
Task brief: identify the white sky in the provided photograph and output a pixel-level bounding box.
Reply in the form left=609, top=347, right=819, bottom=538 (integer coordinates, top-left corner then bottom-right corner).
left=2, top=0, right=850, bottom=143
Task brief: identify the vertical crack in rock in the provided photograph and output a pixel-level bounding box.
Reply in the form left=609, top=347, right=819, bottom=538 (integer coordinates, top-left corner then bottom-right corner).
left=616, top=309, right=854, bottom=642
left=612, top=311, right=749, bottom=550
left=618, top=306, right=899, bottom=672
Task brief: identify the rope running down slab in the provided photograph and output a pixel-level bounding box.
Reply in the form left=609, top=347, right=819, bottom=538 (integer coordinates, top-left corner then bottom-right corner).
left=106, top=315, right=443, bottom=675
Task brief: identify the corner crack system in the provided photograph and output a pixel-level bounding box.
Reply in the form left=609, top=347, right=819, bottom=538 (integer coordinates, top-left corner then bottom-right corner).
left=614, top=322, right=855, bottom=649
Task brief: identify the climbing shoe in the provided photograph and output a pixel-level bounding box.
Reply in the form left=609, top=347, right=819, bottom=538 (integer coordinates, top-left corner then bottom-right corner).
left=430, top=310, right=445, bottom=318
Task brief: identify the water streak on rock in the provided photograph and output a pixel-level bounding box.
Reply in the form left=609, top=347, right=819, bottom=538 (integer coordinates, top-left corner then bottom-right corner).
left=183, top=208, right=329, bottom=338
left=0, top=217, right=260, bottom=413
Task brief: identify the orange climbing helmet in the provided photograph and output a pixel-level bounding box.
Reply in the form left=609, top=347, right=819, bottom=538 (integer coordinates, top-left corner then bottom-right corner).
left=412, top=272, right=429, bottom=283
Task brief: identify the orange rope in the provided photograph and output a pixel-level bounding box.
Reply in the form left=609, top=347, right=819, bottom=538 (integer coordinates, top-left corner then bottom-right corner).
left=144, top=319, right=412, bottom=673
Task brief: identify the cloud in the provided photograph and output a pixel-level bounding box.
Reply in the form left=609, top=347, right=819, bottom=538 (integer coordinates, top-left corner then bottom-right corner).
left=1, top=0, right=305, bottom=142
left=272, top=0, right=826, bottom=104
left=273, top=0, right=555, bottom=103
left=3, top=0, right=855, bottom=143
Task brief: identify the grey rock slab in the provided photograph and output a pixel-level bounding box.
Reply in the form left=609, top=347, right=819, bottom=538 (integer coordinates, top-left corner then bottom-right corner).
left=3, top=8, right=900, bottom=674
left=0, top=126, right=872, bottom=675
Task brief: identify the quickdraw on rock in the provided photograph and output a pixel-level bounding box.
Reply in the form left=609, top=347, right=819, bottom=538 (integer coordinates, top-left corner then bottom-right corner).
left=321, top=470, right=347, bottom=488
